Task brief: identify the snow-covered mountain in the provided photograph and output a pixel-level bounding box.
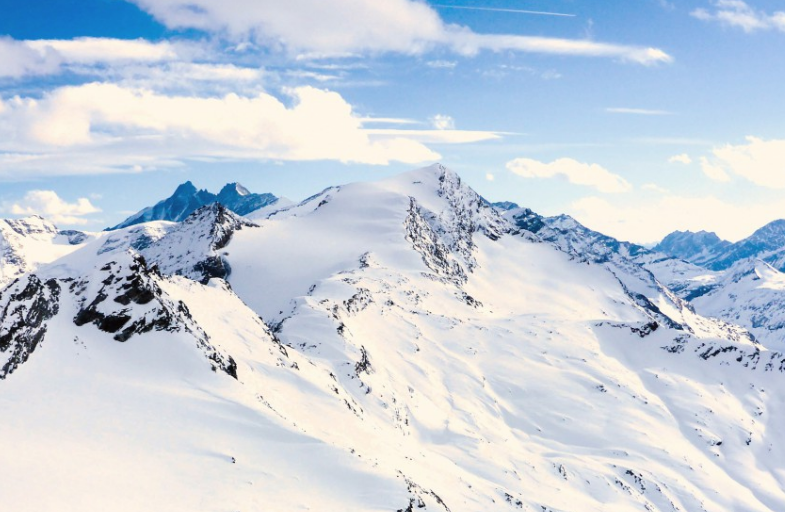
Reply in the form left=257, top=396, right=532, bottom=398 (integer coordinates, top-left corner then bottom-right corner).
left=653, top=230, right=731, bottom=267
left=657, top=220, right=785, bottom=272
left=0, top=216, right=93, bottom=287
left=3, top=164, right=785, bottom=511
left=690, top=259, right=785, bottom=344
left=108, top=180, right=279, bottom=230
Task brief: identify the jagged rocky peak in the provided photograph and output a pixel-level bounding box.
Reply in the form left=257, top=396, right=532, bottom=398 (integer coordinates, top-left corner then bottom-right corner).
left=140, top=203, right=258, bottom=283
left=399, top=164, right=509, bottom=276
left=219, top=182, right=250, bottom=197
left=69, top=252, right=237, bottom=375
left=183, top=202, right=258, bottom=250
left=654, top=229, right=731, bottom=266
left=109, top=180, right=279, bottom=230
left=216, top=182, right=278, bottom=216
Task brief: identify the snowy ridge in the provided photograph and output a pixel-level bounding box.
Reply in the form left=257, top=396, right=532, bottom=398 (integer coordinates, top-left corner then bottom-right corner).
left=504, top=207, right=749, bottom=343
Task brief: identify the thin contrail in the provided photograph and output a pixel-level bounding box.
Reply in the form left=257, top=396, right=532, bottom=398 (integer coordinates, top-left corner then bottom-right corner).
left=432, top=5, right=576, bottom=17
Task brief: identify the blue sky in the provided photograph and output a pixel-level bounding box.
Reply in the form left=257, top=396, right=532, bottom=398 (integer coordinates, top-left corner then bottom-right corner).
left=1, top=0, right=785, bottom=242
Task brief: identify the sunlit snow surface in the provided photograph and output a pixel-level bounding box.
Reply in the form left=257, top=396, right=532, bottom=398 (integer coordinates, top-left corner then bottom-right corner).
left=2, top=165, right=785, bottom=511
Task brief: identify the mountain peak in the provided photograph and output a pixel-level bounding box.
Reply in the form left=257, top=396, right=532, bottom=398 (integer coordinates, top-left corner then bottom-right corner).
left=218, top=182, right=251, bottom=198
left=653, top=229, right=730, bottom=266
left=109, top=181, right=278, bottom=230
left=173, top=181, right=198, bottom=196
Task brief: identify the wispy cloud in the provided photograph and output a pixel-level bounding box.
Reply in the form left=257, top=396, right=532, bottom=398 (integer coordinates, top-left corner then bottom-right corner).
left=606, top=107, right=672, bottom=115
left=0, top=37, right=185, bottom=78
left=432, top=5, right=575, bottom=17
left=426, top=60, right=457, bottom=69
left=127, top=0, right=671, bottom=64
left=642, top=183, right=671, bottom=194
left=506, top=157, right=632, bottom=193
left=692, top=1, right=785, bottom=32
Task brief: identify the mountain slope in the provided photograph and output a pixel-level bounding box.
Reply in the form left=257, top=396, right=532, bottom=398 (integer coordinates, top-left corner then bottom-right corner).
left=108, top=181, right=279, bottom=230
left=691, top=259, right=785, bottom=344
left=2, top=164, right=785, bottom=511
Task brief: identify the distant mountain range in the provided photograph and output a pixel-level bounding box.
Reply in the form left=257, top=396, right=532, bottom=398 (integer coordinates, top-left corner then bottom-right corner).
left=108, top=181, right=280, bottom=230
left=654, top=220, right=785, bottom=272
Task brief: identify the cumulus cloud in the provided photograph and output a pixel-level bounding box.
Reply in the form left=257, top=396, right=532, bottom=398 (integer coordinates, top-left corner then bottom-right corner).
left=692, top=0, right=785, bottom=32
left=128, top=0, right=671, bottom=64
left=506, top=157, right=632, bottom=193
left=5, top=190, right=100, bottom=225
left=0, top=37, right=182, bottom=78
left=571, top=194, right=785, bottom=243
left=429, top=114, right=455, bottom=130
left=0, top=83, right=501, bottom=175
left=710, top=136, right=785, bottom=188
left=668, top=153, right=692, bottom=164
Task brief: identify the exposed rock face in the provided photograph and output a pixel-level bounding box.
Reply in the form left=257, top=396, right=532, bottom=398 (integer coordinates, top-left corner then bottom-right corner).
left=0, top=275, right=60, bottom=379
left=71, top=254, right=237, bottom=377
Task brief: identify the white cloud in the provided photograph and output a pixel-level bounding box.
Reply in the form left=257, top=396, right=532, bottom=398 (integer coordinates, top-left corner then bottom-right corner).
left=642, top=183, right=670, bottom=193
left=571, top=194, right=785, bottom=243
left=128, top=0, right=671, bottom=64
left=486, top=173, right=495, bottom=181
left=606, top=107, right=672, bottom=115
left=426, top=60, right=457, bottom=69
left=0, top=37, right=182, bottom=78
left=668, top=153, right=692, bottom=164
left=364, top=129, right=499, bottom=144
left=710, top=136, right=785, bottom=188
left=692, top=1, right=785, bottom=32
left=506, top=157, right=632, bottom=193
left=700, top=156, right=732, bottom=182
left=429, top=114, right=455, bottom=130
left=26, top=38, right=178, bottom=63
left=5, top=190, right=100, bottom=225
left=0, top=83, right=503, bottom=175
